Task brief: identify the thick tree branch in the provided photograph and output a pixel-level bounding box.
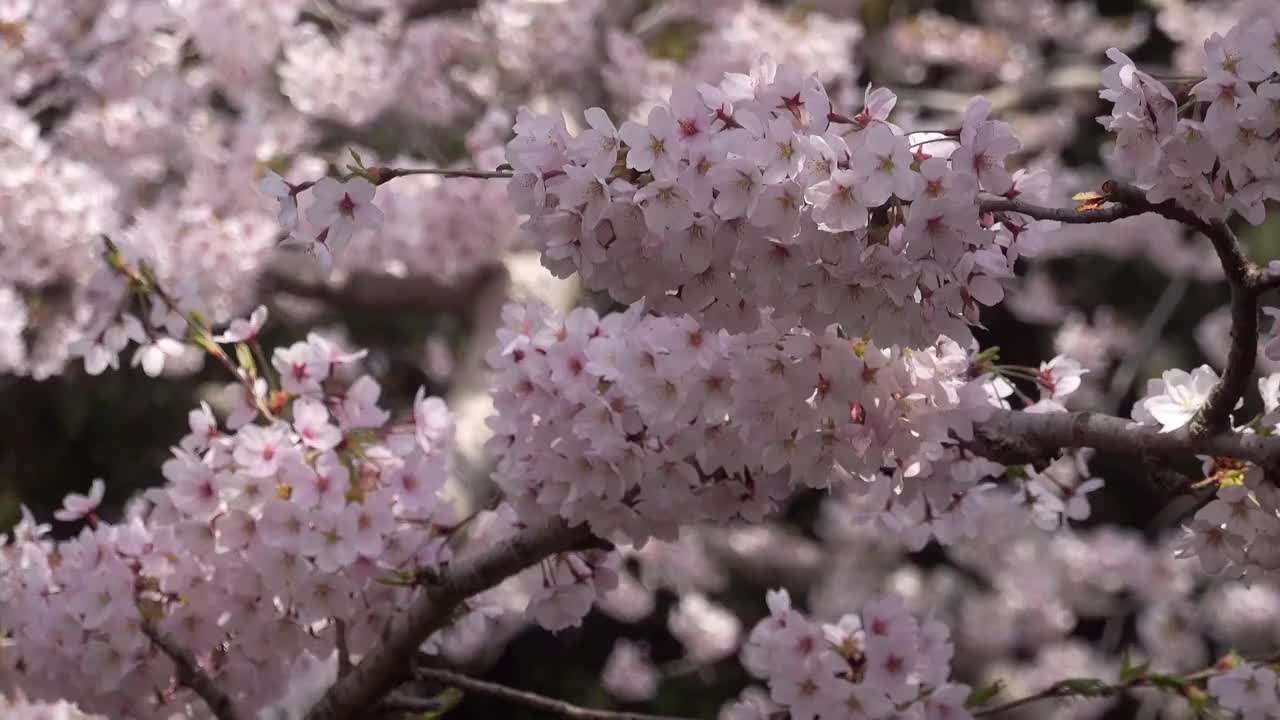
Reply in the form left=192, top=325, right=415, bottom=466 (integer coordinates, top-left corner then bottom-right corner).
left=142, top=623, right=243, bottom=720
left=972, top=408, right=1280, bottom=470
left=334, top=619, right=352, bottom=678
left=1256, top=266, right=1280, bottom=293
left=303, top=518, right=599, bottom=720
left=326, top=0, right=479, bottom=22
left=982, top=181, right=1268, bottom=435
left=1205, top=246, right=1260, bottom=436
left=414, top=667, right=692, bottom=720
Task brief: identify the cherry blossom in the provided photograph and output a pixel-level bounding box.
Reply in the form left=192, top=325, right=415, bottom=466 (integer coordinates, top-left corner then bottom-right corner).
left=1132, top=365, right=1221, bottom=432
left=304, top=177, right=384, bottom=255
left=53, top=479, right=106, bottom=522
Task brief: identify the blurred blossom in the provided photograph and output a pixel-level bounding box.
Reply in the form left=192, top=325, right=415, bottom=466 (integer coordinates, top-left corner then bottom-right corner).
left=1202, top=581, right=1280, bottom=653
left=668, top=593, right=741, bottom=665
left=601, top=639, right=660, bottom=702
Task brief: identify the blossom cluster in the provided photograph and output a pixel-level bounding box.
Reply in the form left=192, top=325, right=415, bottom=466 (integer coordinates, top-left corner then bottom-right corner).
left=506, top=54, right=1055, bottom=346
left=1100, top=12, right=1280, bottom=223
left=1177, top=460, right=1280, bottom=578
left=1123, top=361, right=1280, bottom=580
left=0, top=311, right=472, bottom=718
left=483, top=300, right=1101, bottom=556
left=732, top=589, right=971, bottom=720
left=1170, top=372, right=1280, bottom=580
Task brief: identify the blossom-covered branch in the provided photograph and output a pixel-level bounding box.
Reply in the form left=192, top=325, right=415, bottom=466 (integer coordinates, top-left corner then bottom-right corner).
left=414, top=667, right=692, bottom=720
left=303, top=518, right=599, bottom=720
left=141, top=623, right=244, bottom=720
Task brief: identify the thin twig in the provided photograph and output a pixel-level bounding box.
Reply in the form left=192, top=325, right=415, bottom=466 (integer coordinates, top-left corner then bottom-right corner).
left=142, top=623, right=244, bottom=720
left=974, top=653, right=1280, bottom=717
left=369, top=167, right=514, bottom=184
left=414, top=667, right=691, bottom=720
left=104, top=237, right=277, bottom=422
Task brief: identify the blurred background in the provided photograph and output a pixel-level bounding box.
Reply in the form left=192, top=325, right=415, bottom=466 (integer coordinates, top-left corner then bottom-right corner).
left=4, top=0, right=1280, bottom=717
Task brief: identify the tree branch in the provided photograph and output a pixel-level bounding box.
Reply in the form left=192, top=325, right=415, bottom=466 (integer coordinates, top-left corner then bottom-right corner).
left=981, top=181, right=1268, bottom=435
left=414, top=667, right=692, bottom=720
left=325, top=0, right=479, bottom=22
left=973, top=653, right=1280, bottom=717
left=142, top=622, right=243, bottom=720
left=369, top=167, right=514, bottom=182
left=303, top=518, right=600, bottom=720
left=334, top=619, right=352, bottom=678
left=1256, top=265, right=1280, bottom=293
left=979, top=197, right=1148, bottom=224
left=971, top=408, right=1280, bottom=470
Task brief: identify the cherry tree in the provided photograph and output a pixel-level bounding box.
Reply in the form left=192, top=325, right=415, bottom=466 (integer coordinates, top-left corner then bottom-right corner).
left=5, top=1, right=1280, bottom=720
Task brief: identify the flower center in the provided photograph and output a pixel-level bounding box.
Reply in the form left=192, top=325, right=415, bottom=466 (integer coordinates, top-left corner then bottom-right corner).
left=338, top=193, right=356, bottom=217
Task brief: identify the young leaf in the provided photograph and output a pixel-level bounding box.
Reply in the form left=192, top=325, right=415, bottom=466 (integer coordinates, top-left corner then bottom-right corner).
left=1073, top=190, right=1109, bottom=211
left=235, top=343, right=257, bottom=375
left=1119, top=649, right=1150, bottom=683
left=965, top=679, right=1005, bottom=707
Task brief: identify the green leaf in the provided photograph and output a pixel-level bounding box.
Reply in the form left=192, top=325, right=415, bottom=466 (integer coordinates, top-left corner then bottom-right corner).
left=965, top=679, right=1005, bottom=707
left=137, top=259, right=158, bottom=284
left=235, top=343, right=256, bottom=375
left=187, top=320, right=217, bottom=354
left=402, top=687, right=465, bottom=719
left=973, top=346, right=1001, bottom=363
left=101, top=236, right=125, bottom=270
left=1119, top=649, right=1150, bottom=683
left=1147, top=673, right=1189, bottom=692
left=349, top=147, right=366, bottom=170
left=376, top=570, right=417, bottom=587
